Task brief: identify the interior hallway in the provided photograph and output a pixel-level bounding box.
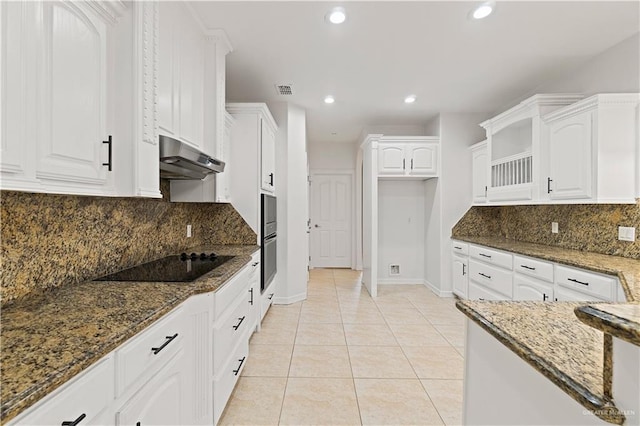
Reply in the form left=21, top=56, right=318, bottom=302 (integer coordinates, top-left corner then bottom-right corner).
left=220, top=268, right=466, bottom=425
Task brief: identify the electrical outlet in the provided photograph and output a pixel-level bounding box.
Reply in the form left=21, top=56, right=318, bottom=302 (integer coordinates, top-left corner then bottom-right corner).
left=551, top=222, right=559, bottom=234
left=618, top=226, right=636, bottom=242
left=389, top=264, right=400, bottom=275
left=186, top=224, right=192, bottom=238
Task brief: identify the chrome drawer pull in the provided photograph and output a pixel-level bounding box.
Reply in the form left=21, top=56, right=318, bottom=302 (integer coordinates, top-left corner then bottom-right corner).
left=520, top=265, right=536, bottom=271
left=479, top=253, right=492, bottom=259
left=62, top=414, right=86, bottom=426
left=478, top=272, right=491, bottom=279
left=151, top=333, right=178, bottom=355
left=568, top=278, right=589, bottom=286
left=249, top=288, right=254, bottom=306
left=268, top=293, right=274, bottom=300
left=233, top=357, right=246, bottom=375
left=233, top=316, right=246, bottom=330
left=454, top=246, right=462, bottom=250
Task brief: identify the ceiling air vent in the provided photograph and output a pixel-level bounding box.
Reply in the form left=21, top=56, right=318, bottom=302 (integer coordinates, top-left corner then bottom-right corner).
left=275, top=84, right=294, bottom=95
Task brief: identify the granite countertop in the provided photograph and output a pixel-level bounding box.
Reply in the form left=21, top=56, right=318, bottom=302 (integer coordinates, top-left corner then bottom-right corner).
left=0, top=244, right=259, bottom=423
left=452, top=236, right=640, bottom=424
left=456, top=300, right=624, bottom=424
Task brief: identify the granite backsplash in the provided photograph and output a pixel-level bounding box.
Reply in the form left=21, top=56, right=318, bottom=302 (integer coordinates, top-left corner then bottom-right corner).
left=0, top=181, right=256, bottom=305
left=452, top=200, right=640, bottom=259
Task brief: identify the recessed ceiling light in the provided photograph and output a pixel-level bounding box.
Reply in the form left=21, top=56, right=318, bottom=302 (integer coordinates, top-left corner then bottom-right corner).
left=324, top=95, right=335, bottom=104
left=472, top=1, right=494, bottom=19
left=404, top=95, right=417, bottom=104
left=326, top=7, right=346, bottom=24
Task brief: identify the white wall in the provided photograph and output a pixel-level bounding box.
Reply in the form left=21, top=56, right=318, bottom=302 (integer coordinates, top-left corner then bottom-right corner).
left=377, top=180, right=425, bottom=283
left=538, top=33, right=640, bottom=95
left=361, top=124, right=427, bottom=137
left=269, top=101, right=308, bottom=304
left=308, top=141, right=357, bottom=170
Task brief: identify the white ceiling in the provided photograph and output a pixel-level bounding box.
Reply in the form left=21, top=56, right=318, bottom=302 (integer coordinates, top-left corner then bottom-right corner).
left=190, top=1, right=639, bottom=144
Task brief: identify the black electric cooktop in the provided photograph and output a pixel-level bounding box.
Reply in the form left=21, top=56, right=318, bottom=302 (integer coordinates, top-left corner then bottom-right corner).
left=94, top=252, right=235, bottom=282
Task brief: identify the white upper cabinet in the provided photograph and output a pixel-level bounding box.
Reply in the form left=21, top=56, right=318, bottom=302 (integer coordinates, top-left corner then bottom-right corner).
left=480, top=94, right=583, bottom=203
left=1, top=1, right=162, bottom=198
left=159, top=2, right=205, bottom=151
left=377, top=137, right=439, bottom=178
left=261, top=118, right=276, bottom=193
left=542, top=93, right=639, bottom=204
left=470, top=140, right=488, bottom=204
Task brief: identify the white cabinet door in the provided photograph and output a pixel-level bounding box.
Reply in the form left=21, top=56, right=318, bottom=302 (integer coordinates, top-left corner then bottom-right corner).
left=261, top=118, right=276, bottom=192
left=178, top=26, right=204, bottom=149
left=158, top=2, right=178, bottom=138
left=471, top=143, right=488, bottom=203
left=548, top=111, right=592, bottom=200
left=378, top=144, right=405, bottom=175
left=513, top=274, right=553, bottom=301
left=407, top=143, right=437, bottom=176
left=36, top=1, right=112, bottom=191
left=117, top=350, right=188, bottom=426
left=553, top=286, right=605, bottom=302
left=452, top=256, right=468, bottom=299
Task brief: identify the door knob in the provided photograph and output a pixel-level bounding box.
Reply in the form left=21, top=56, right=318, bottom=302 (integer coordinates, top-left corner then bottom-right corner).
left=314, top=224, right=320, bottom=228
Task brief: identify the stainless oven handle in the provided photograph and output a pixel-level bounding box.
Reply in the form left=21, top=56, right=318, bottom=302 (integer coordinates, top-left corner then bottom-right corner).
left=263, top=234, right=277, bottom=243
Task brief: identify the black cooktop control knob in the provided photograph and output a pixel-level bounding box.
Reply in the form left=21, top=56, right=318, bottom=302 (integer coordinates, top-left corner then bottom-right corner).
left=190, top=253, right=197, bottom=260
left=200, top=253, right=208, bottom=260
left=209, top=253, right=218, bottom=259
left=180, top=253, right=188, bottom=260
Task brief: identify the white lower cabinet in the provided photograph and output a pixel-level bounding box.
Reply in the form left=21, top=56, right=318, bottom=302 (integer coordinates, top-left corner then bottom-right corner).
left=8, top=255, right=261, bottom=426
left=116, top=349, right=187, bottom=426
left=261, top=281, right=276, bottom=321
left=452, top=240, right=622, bottom=303
left=513, top=274, right=554, bottom=301
left=8, top=356, right=114, bottom=425
left=248, top=252, right=261, bottom=332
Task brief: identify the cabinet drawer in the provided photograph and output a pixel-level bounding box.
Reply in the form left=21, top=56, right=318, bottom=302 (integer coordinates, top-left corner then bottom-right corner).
left=469, top=260, right=513, bottom=298
left=213, top=292, right=250, bottom=374
left=261, top=283, right=275, bottom=321
left=214, top=264, right=250, bottom=320
left=554, top=285, right=607, bottom=302
left=115, top=306, right=185, bottom=397
left=213, top=338, right=249, bottom=424
left=555, top=265, right=616, bottom=301
left=11, top=356, right=114, bottom=425
left=468, top=281, right=508, bottom=301
left=513, top=255, right=554, bottom=283
left=451, top=240, right=469, bottom=256
left=469, top=245, right=513, bottom=270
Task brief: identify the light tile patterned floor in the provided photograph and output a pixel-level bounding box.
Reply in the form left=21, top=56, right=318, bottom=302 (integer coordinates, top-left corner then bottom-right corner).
left=220, top=268, right=466, bottom=426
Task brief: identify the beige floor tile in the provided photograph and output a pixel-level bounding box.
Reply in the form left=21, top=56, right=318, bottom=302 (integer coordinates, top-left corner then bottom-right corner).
left=421, top=379, right=464, bottom=426
left=340, top=307, right=386, bottom=324
left=295, top=322, right=346, bottom=345
left=299, top=301, right=342, bottom=323
left=241, top=344, right=293, bottom=377
left=250, top=324, right=298, bottom=345
left=434, top=324, right=466, bottom=347
left=348, top=346, right=416, bottom=378
left=389, top=323, right=451, bottom=347
left=355, top=379, right=444, bottom=426
left=375, top=299, right=417, bottom=312
left=344, top=323, right=398, bottom=346
left=418, top=308, right=466, bottom=326
left=218, top=377, right=287, bottom=425
left=289, top=345, right=352, bottom=378
left=379, top=306, right=430, bottom=324
left=279, top=378, right=361, bottom=425
left=403, top=346, right=464, bottom=379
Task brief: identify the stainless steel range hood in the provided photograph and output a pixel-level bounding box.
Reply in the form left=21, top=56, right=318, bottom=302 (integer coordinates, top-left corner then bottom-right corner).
left=159, top=135, right=225, bottom=180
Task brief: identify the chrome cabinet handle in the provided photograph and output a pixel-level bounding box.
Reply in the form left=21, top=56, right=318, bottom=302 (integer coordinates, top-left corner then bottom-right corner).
left=233, top=357, right=246, bottom=375
left=478, top=272, right=491, bottom=279
left=102, top=136, right=112, bottom=171
left=151, top=333, right=178, bottom=355
left=520, top=265, right=536, bottom=271
left=479, top=253, right=491, bottom=259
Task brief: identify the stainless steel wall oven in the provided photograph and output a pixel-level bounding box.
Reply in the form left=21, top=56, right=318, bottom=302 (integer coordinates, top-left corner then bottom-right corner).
left=261, top=194, right=277, bottom=293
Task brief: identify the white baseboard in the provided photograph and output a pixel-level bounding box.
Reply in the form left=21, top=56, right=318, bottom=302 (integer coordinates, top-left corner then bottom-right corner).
left=423, top=279, right=454, bottom=298
left=378, top=278, right=425, bottom=285
left=273, top=292, right=307, bottom=305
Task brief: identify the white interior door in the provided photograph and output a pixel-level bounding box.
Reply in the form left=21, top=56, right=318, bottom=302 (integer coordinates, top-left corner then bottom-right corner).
left=310, top=173, right=352, bottom=268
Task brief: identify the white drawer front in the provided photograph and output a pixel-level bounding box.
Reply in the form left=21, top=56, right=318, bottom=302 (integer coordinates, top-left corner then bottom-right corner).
left=11, top=356, right=114, bottom=426
left=554, top=286, right=607, bottom=302
left=468, top=281, right=508, bottom=301
left=214, top=264, right=250, bottom=321
left=514, top=255, right=554, bottom=283
left=213, top=292, right=250, bottom=374
left=469, top=245, right=513, bottom=270
left=451, top=240, right=469, bottom=256
left=555, top=265, right=616, bottom=301
left=469, top=260, right=513, bottom=298
left=261, top=285, right=275, bottom=321
left=213, top=338, right=249, bottom=424
left=115, top=306, right=184, bottom=397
